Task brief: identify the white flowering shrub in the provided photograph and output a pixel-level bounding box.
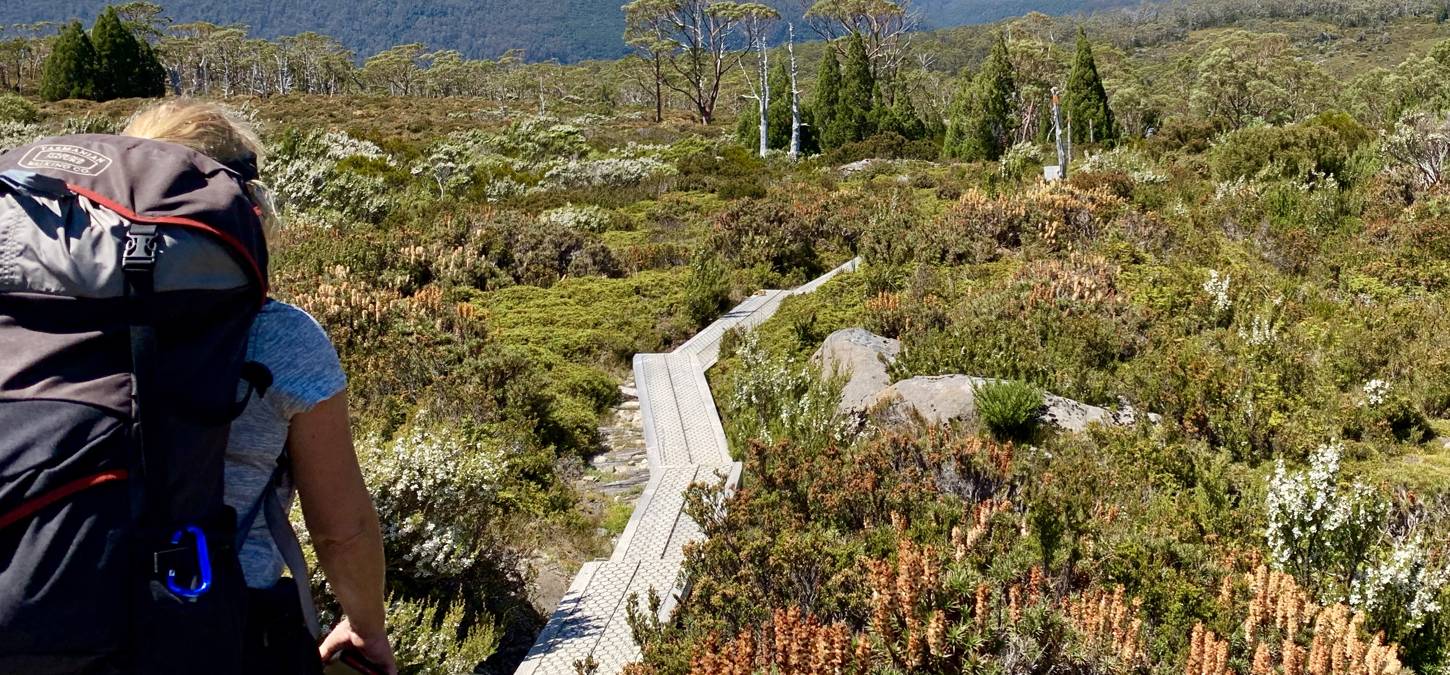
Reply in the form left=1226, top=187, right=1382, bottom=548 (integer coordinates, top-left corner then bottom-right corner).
left=482, top=117, right=589, bottom=166
left=1362, top=379, right=1391, bottom=407
left=722, top=331, right=853, bottom=453
left=0, top=93, right=38, bottom=124
left=1265, top=442, right=1383, bottom=587
left=59, top=115, right=118, bottom=135
left=267, top=129, right=395, bottom=221
left=1078, top=147, right=1169, bottom=184
left=542, top=156, right=675, bottom=190
left=1203, top=269, right=1232, bottom=316
left=540, top=203, right=618, bottom=233
left=1266, top=441, right=1450, bottom=639
left=1384, top=111, right=1450, bottom=191
left=998, top=141, right=1041, bottom=183
left=1352, top=534, right=1450, bottom=634
left=359, top=421, right=506, bottom=579
left=1213, top=176, right=1259, bottom=202
left=409, top=130, right=533, bottom=199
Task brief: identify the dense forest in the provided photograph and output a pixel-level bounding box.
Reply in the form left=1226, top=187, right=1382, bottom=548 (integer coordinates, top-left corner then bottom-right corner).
left=7, top=0, right=1450, bottom=672
left=0, top=0, right=1143, bottom=63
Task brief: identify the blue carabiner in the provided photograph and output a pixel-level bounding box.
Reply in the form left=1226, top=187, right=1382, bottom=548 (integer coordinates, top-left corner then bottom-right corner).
left=165, top=526, right=213, bottom=598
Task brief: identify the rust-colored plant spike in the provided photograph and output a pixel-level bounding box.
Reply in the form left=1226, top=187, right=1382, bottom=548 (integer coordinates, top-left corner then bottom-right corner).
left=1252, top=641, right=1274, bottom=675
left=689, top=607, right=857, bottom=675
left=1016, top=253, right=1122, bottom=313
left=974, top=582, right=990, bottom=630
left=1186, top=623, right=1231, bottom=675
left=955, top=498, right=1010, bottom=561
left=1207, top=566, right=1403, bottom=675
left=1065, top=585, right=1144, bottom=665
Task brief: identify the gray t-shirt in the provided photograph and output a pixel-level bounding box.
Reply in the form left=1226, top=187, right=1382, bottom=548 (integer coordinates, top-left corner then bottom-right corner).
left=224, top=300, right=346, bottom=588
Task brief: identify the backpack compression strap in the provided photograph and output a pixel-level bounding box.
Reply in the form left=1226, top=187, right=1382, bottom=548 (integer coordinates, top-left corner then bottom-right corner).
left=122, top=222, right=161, bottom=525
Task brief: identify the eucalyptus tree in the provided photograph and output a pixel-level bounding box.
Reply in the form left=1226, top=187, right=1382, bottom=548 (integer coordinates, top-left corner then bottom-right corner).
left=622, top=0, right=776, bottom=124
left=799, top=0, right=917, bottom=89
left=113, top=1, right=169, bottom=43
left=625, top=6, right=674, bottom=122
left=362, top=43, right=426, bottom=96
left=0, top=23, right=57, bottom=94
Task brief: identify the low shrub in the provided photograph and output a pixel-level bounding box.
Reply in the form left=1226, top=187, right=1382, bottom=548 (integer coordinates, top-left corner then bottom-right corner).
left=1210, top=123, right=1352, bottom=184
left=823, top=131, right=940, bottom=165
left=386, top=595, right=500, bottom=675
left=974, top=379, right=1044, bottom=441
left=0, top=93, right=39, bottom=124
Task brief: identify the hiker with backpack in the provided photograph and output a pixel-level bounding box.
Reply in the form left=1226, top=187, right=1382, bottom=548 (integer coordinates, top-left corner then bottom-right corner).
left=0, top=100, right=396, bottom=675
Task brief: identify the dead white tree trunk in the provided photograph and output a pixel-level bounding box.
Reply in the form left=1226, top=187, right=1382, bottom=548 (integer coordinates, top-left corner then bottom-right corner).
left=757, top=36, right=769, bottom=158
left=788, top=23, right=802, bottom=159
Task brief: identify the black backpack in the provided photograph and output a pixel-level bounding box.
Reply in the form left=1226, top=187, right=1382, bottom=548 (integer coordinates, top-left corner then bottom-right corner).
left=0, top=134, right=270, bottom=674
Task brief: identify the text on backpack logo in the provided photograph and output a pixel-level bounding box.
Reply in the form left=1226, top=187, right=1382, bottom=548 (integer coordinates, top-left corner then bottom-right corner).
left=18, top=145, right=114, bottom=177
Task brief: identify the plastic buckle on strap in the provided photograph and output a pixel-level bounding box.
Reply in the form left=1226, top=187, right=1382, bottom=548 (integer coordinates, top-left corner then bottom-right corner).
left=123, top=224, right=159, bottom=274
left=159, top=526, right=213, bottom=598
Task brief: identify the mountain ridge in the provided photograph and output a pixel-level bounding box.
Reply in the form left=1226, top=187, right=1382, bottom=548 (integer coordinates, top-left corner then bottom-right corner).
left=3, top=0, right=1143, bottom=63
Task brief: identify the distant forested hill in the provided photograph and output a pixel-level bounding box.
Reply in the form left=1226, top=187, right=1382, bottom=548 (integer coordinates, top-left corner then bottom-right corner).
left=2, top=0, right=1143, bottom=63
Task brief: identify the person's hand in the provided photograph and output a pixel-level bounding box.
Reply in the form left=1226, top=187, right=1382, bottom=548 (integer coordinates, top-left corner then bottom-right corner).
left=319, top=617, right=397, bottom=675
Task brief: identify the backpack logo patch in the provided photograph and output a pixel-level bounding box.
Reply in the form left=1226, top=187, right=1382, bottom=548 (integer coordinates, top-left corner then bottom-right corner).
left=18, top=145, right=114, bottom=177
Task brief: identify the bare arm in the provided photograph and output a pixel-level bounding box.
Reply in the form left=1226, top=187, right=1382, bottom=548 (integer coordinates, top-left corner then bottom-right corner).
left=288, top=391, right=396, bottom=673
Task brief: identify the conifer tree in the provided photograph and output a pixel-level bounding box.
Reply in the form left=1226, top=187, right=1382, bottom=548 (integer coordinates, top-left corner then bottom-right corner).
left=827, top=32, right=875, bottom=148
left=1065, top=29, right=1116, bottom=145
left=943, top=33, right=1016, bottom=161
left=39, top=21, right=99, bottom=102
left=765, top=59, right=792, bottom=150
left=92, top=7, right=147, bottom=100
left=136, top=39, right=167, bottom=97
left=736, top=105, right=759, bottom=148
left=876, top=88, right=927, bottom=141
left=811, top=47, right=842, bottom=149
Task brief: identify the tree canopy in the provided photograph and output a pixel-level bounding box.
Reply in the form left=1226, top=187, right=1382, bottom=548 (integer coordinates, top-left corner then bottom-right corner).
left=40, top=21, right=100, bottom=102
left=943, top=32, right=1016, bottom=161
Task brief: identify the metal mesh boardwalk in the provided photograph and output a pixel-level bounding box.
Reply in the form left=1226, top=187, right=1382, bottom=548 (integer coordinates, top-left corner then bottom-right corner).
left=515, top=258, right=859, bottom=675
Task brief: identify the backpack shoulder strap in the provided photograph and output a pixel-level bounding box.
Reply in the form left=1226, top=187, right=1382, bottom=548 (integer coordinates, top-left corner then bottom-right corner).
left=236, top=456, right=321, bottom=640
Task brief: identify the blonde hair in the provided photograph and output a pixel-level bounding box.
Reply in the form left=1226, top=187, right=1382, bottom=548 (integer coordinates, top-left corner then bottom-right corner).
left=122, top=99, right=280, bottom=237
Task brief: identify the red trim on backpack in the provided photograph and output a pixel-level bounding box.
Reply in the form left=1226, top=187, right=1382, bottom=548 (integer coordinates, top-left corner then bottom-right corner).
left=64, top=183, right=269, bottom=304
left=0, top=469, right=129, bottom=531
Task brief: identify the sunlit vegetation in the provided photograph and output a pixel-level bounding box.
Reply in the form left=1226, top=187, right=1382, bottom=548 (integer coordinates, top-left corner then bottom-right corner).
left=6, top=0, right=1450, bottom=672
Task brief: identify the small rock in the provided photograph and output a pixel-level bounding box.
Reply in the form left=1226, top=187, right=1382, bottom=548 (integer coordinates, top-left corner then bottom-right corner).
left=839, top=158, right=882, bottom=177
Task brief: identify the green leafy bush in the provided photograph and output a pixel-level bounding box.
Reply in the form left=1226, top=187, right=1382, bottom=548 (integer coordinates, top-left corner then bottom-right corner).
left=1210, top=123, right=1352, bottom=183
left=0, top=94, right=39, bottom=124
left=682, top=255, right=730, bottom=329
left=974, top=379, right=1045, bottom=440
left=386, top=595, right=500, bottom=675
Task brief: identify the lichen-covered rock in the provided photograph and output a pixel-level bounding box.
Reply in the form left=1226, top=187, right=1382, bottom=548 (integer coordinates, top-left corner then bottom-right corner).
left=866, top=375, right=1149, bottom=432
left=812, top=328, right=901, bottom=413
left=813, top=328, right=1154, bottom=433
left=866, top=375, right=989, bottom=427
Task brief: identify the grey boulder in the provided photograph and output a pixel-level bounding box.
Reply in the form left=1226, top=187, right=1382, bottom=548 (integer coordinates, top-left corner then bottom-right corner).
left=812, top=328, right=902, bottom=413
left=866, top=375, right=1149, bottom=432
